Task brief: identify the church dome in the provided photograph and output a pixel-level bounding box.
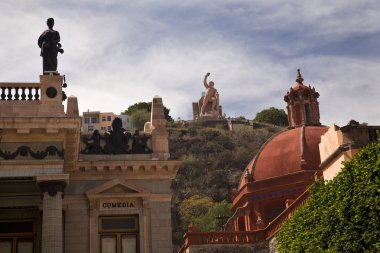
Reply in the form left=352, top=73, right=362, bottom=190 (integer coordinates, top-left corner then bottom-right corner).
left=238, top=126, right=328, bottom=189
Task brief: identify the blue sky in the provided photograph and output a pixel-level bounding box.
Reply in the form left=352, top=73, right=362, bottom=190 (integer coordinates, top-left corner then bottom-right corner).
left=0, top=0, right=379, bottom=126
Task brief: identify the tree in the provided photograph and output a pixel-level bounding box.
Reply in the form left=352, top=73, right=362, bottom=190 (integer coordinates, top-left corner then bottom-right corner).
left=193, top=200, right=232, bottom=231
left=254, top=107, right=288, bottom=126
left=122, top=102, right=173, bottom=122
left=179, top=195, right=213, bottom=230
left=130, top=109, right=150, bottom=130
left=276, top=142, right=380, bottom=252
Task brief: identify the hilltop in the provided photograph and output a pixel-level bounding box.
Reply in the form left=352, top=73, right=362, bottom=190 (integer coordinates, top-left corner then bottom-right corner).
left=167, top=121, right=285, bottom=246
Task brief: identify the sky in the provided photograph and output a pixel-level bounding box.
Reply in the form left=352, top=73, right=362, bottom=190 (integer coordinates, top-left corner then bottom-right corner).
left=0, top=0, right=379, bottom=126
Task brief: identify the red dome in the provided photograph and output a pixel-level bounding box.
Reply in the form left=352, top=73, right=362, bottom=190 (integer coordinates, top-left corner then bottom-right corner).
left=238, top=126, right=328, bottom=189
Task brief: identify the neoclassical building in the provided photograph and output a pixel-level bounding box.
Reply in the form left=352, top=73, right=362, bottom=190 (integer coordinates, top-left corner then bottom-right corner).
left=0, top=74, right=180, bottom=253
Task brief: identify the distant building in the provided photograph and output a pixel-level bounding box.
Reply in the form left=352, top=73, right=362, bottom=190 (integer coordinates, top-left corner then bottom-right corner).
left=319, top=121, right=379, bottom=181
left=118, top=114, right=133, bottom=130
left=82, top=111, right=132, bottom=133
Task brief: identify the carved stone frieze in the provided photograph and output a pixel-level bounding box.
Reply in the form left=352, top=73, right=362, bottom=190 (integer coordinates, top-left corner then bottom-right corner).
left=0, top=145, right=64, bottom=160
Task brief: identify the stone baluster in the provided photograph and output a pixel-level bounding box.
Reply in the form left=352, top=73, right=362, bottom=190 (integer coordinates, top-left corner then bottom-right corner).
left=28, top=87, right=33, bottom=100
left=34, top=87, right=40, bottom=100
left=1, top=87, right=5, bottom=100
left=14, top=87, right=20, bottom=100
left=21, top=87, right=26, bottom=100
left=7, top=87, right=12, bottom=100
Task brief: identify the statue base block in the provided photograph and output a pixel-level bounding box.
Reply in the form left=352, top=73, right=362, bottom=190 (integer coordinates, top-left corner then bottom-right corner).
left=195, top=118, right=229, bottom=129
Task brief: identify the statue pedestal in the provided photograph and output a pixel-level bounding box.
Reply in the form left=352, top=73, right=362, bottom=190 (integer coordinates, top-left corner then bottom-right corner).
left=192, top=96, right=222, bottom=121
left=200, top=110, right=220, bottom=119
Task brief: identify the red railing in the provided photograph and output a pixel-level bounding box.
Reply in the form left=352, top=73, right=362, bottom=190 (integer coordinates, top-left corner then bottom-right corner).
left=265, top=188, right=310, bottom=239
left=179, top=230, right=265, bottom=253
left=187, top=230, right=265, bottom=244
left=179, top=186, right=312, bottom=253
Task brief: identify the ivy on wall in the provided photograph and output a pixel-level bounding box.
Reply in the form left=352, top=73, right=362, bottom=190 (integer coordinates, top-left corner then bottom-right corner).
left=276, top=142, right=380, bottom=252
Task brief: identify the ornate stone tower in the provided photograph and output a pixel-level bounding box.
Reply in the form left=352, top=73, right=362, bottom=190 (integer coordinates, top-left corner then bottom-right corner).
left=284, top=69, right=321, bottom=128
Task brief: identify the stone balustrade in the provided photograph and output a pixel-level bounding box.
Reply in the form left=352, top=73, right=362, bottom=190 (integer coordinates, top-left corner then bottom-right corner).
left=0, top=82, right=40, bottom=101
left=0, top=76, right=66, bottom=117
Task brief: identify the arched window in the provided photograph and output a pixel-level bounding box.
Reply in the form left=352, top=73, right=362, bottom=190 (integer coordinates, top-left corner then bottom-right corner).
left=304, top=104, right=312, bottom=124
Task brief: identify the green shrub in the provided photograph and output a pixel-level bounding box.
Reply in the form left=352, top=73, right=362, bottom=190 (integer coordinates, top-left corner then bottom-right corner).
left=200, top=128, right=221, bottom=140
left=188, top=125, right=198, bottom=136
left=193, top=200, right=232, bottom=231
left=277, top=142, right=380, bottom=252
left=179, top=195, right=213, bottom=230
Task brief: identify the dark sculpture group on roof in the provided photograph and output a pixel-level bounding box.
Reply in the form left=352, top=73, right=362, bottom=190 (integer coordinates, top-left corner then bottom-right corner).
left=81, top=118, right=152, bottom=155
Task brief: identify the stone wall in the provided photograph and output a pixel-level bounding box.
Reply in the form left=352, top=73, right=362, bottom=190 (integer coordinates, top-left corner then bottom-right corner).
left=150, top=201, right=173, bottom=253
left=269, top=237, right=279, bottom=253
left=187, top=241, right=269, bottom=253
left=64, top=200, right=89, bottom=253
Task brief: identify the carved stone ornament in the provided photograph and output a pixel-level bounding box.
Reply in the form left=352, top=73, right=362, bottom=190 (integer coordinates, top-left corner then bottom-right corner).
left=0, top=145, right=64, bottom=160
left=46, top=86, right=57, bottom=98
left=38, top=180, right=67, bottom=197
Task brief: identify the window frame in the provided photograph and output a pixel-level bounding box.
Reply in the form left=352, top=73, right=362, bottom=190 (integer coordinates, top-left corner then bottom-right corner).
left=0, top=219, right=35, bottom=253
left=98, top=216, right=139, bottom=253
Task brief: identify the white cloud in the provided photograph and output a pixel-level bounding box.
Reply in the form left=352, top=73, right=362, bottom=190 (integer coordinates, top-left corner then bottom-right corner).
left=0, top=0, right=379, bottom=126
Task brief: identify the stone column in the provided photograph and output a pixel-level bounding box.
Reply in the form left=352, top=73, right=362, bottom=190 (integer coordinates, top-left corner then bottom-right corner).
left=149, top=96, right=169, bottom=160
left=142, top=199, right=152, bottom=253
left=38, top=180, right=67, bottom=253
left=88, top=200, right=95, bottom=253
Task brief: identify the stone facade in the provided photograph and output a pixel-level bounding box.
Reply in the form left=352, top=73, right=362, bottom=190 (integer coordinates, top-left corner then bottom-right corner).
left=0, top=75, right=180, bottom=253
left=319, top=122, right=379, bottom=180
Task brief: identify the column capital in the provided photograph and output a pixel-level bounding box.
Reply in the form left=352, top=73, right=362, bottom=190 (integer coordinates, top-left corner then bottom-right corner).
left=36, top=174, right=69, bottom=197
left=38, top=180, right=67, bottom=197
left=36, top=174, right=69, bottom=183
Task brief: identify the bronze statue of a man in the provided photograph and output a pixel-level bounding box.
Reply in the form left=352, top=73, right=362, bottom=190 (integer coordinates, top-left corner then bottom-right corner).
left=38, top=18, right=64, bottom=74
